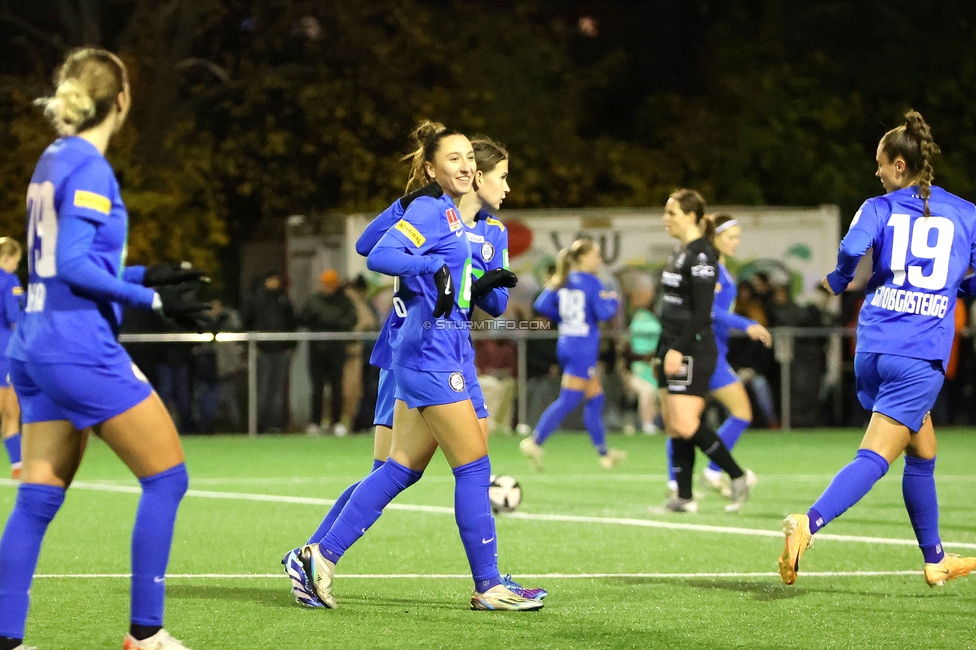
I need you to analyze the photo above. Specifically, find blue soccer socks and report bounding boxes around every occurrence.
[533,388,584,445]
[131,463,188,627]
[903,456,945,564]
[452,456,501,593]
[307,459,386,545]
[2,434,21,471]
[0,483,65,639]
[583,393,608,455]
[318,459,422,564]
[707,416,749,473]
[809,449,889,534]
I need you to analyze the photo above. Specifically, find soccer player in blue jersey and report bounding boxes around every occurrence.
[663,214,769,497]
[520,238,625,470]
[780,110,976,586]
[0,49,210,650]
[292,125,541,611]
[0,239,25,480]
[657,191,753,514]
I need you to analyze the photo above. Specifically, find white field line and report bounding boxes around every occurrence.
[33,571,920,580]
[3,479,976,551]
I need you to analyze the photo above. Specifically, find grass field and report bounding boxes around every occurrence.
[2,428,976,649]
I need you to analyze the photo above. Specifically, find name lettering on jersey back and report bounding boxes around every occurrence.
[394,219,426,247]
[25,282,45,313]
[870,285,949,319]
[73,190,111,215]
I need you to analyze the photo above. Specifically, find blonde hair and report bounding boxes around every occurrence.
[36,48,128,136]
[549,239,597,289]
[401,120,462,192]
[0,238,22,259]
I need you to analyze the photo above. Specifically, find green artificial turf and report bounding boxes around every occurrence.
[2,429,976,649]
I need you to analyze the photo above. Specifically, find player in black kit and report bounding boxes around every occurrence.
[656,189,755,513]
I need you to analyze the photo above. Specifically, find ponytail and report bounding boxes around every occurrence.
[880,109,941,217]
[401,120,462,192]
[548,238,596,289]
[704,212,736,245]
[36,48,127,136]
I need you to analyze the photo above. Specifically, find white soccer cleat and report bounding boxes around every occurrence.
[519,437,544,472]
[332,423,348,437]
[662,496,699,513]
[703,467,731,497]
[599,448,627,470]
[122,629,190,649]
[470,584,544,611]
[301,544,338,608]
[725,469,756,512]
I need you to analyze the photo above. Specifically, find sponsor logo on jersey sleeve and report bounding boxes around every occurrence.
[73,190,111,215]
[485,217,505,231]
[11,286,23,296]
[449,371,465,392]
[394,219,426,247]
[446,207,462,232]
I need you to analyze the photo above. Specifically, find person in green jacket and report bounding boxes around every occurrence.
[628,281,661,435]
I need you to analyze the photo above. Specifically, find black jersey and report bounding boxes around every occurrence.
[658,237,719,355]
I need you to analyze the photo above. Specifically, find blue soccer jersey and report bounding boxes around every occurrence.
[368,194,472,371]
[534,271,618,377]
[0,269,24,356]
[712,263,755,349]
[826,186,976,371]
[8,137,156,366]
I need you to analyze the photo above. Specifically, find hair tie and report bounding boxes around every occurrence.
[714,219,739,234]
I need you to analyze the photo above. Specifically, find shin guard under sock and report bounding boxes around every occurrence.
[452,456,501,592]
[691,424,743,479]
[583,393,608,455]
[533,388,584,445]
[308,459,386,545]
[903,456,944,564]
[808,449,889,534]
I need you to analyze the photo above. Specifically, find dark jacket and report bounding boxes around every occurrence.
[244,287,296,352]
[298,290,358,357]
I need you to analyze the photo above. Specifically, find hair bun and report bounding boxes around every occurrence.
[53,79,96,128]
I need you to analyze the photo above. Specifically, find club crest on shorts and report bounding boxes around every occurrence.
[481,242,495,262]
[446,207,462,232]
[449,371,465,392]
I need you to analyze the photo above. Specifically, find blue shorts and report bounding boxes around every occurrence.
[393,366,469,410]
[11,358,154,430]
[0,356,9,388]
[373,368,395,428]
[709,344,739,392]
[854,352,944,433]
[463,362,489,420]
[557,341,597,380]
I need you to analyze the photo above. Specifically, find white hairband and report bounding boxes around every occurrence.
[714,219,739,234]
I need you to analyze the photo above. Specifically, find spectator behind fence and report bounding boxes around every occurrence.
[343,275,379,434]
[626,283,661,435]
[193,300,245,433]
[728,280,779,427]
[475,336,517,436]
[244,271,295,433]
[298,269,357,435]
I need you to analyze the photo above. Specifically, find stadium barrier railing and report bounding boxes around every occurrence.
[118,327,856,436]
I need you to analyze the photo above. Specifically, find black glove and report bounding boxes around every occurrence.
[399,181,443,210]
[156,282,213,332]
[470,269,518,301]
[432,264,455,319]
[143,263,208,287]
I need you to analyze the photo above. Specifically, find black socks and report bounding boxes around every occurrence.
[690,425,744,479]
[671,437,696,499]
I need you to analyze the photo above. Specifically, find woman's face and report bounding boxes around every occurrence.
[875,145,908,193]
[426,134,475,199]
[663,198,694,239]
[475,159,510,211]
[713,224,742,258]
[0,253,20,274]
[577,244,602,273]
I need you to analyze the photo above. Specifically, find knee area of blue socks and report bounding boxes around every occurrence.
[855,449,889,476]
[15,483,65,521]
[138,463,189,499]
[384,458,423,488]
[557,388,584,409]
[584,393,604,411]
[452,455,491,478]
[904,455,935,476]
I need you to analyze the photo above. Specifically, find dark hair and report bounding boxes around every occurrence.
[669,188,712,239]
[549,238,597,289]
[37,48,128,136]
[705,212,736,245]
[880,110,941,216]
[402,120,463,192]
[470,136,508,176]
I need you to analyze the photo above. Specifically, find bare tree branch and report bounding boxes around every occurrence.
[175,57,232,86]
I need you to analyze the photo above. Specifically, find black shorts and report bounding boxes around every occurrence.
[655,339,718,398]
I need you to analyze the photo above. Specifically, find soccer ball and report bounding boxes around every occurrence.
[488,475,522,514]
